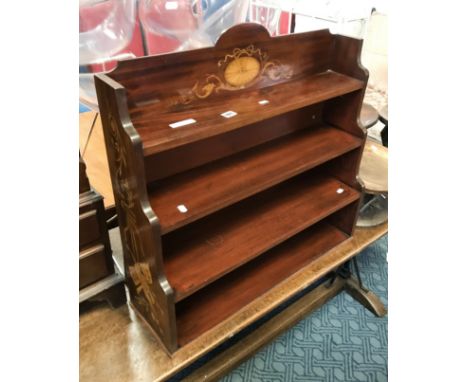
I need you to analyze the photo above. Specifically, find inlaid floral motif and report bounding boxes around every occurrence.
[107,113,163,330]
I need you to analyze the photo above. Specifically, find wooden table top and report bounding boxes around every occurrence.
[359,139,388,194]
[79,112,114,208]
[80,222,388,382]
[360,103,379,129]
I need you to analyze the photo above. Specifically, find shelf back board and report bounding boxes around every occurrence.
[108,24,335,106]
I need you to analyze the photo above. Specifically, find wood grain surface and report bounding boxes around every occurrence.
[80,223,387,382]
[149,125,362,234]
[133,72,364,155]
[175,222,348,346]
[94,76,178,352]
[93,24,369,352]
[163,175,360,302]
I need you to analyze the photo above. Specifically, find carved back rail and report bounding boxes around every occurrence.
[109,25,334,110]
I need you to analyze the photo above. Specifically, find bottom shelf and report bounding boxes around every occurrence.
[175,221,349,346]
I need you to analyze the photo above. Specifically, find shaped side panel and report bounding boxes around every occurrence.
[95,74,178,353]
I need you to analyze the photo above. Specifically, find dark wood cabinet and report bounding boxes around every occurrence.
[95,24,367,353]
[79,192,114,289]
[79,154,126,308]
[79,156,115,289]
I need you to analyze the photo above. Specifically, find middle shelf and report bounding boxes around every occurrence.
[148,124,362,234]
[162,173,360,302]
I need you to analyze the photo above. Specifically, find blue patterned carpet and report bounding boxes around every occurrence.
[221,235,388,382]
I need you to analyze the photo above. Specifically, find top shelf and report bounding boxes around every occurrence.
[130,71,364,155]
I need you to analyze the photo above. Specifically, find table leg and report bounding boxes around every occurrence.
[381,124,388,147]
[328,260,387,317]
[343,276,387,317]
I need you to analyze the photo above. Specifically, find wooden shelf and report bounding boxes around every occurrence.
[175,222,348,346]
[95,24,369,352]
[163,174,360,302]
[149,125,362,234]
[132,71,364,155]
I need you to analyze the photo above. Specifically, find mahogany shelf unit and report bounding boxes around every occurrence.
[95,24,368,353]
